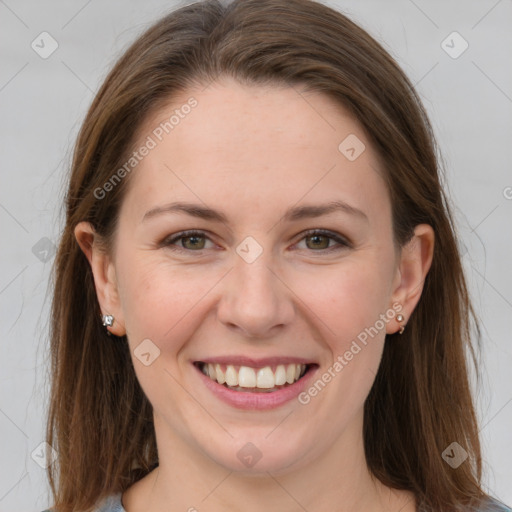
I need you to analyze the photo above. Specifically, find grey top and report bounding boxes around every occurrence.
[41,493,126,512]
[43,493,512,511]
[95,493,125,512]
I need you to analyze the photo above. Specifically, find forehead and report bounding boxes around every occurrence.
[121,77,390,225]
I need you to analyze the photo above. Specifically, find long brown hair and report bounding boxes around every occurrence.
[47,1,491,510]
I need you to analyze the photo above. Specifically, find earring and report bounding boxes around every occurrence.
[396,314,405,334]
[102,314,114,327]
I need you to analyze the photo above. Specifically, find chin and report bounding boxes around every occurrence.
[200,433,311,475]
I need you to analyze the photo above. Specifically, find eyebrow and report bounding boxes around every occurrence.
[142,200,368,224]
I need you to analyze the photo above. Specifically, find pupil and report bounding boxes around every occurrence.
[309,235,328,249]
[185,235,204,249]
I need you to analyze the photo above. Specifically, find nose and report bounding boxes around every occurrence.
[216,252,295,339]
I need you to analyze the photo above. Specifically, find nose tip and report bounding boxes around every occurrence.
[216,255,294,338]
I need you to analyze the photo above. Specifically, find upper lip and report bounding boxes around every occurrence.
[194,356,316,368]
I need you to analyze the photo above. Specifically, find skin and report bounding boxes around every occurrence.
[75,76,434,512]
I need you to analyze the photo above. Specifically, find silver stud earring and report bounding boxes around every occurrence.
[396,314,405,334]
[102,314,114,327]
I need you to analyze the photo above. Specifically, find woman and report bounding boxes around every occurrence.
[43,0,511,511]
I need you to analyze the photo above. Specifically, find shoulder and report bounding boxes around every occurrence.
[459,497,511,512]
[40,492,126,512]
[417,498,512,512]
[481,498,512,512]
[94,493,125,512]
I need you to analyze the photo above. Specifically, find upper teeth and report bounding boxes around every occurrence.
[201,363,306,388]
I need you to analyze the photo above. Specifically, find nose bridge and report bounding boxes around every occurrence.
[216,241,293,337]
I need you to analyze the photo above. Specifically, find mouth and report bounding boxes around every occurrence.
[193,361,316,393]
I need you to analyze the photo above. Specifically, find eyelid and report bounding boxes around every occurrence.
[160,228,351,253]
[296,228,351,250]
[160,229,217,251]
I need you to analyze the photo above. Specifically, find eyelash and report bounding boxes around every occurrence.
[160,229,351,254]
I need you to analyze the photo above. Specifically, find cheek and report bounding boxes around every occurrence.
[116,255,220,345]
[115,259,222,401]
[291,255,394,408]
[291,257,393,341]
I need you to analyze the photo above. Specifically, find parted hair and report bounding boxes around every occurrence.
[47,1,490,511]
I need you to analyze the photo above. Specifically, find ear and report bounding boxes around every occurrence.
[74,221,126,336]
[386,223,435,334]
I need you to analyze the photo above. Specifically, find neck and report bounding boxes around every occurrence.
[123,412,416,512]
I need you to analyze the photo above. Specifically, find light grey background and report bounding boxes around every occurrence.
[0,0,511,510]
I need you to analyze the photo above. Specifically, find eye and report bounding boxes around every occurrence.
[161,230,215,252]
[294,229,351,252]
[161,229,350,254]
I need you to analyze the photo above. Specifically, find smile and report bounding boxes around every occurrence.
[193,360,318,410]
[196,362,309,392]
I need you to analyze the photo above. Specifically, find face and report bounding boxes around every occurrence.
[87,76,415,475]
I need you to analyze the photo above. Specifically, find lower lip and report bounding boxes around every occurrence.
[194,363,318,410]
